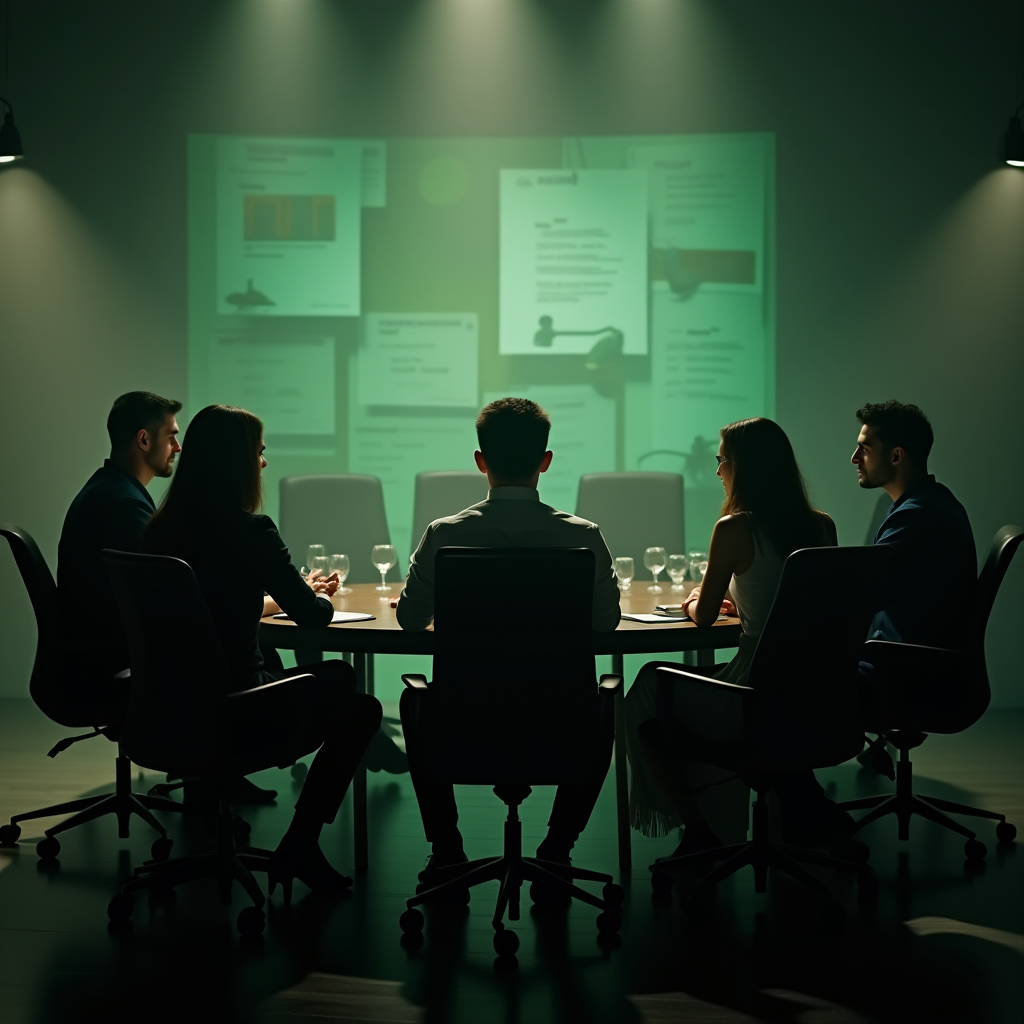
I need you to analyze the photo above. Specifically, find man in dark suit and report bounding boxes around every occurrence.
[58,391,181,698]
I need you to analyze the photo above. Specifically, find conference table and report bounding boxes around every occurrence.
[258,582,742,872]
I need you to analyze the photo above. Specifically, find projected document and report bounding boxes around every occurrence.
[216,136,361,317]
[630,137,766,293]
[208,333,335,436]
[359,314,478,409]
[499,170,648,355]
[650,287,768,478]
[360,141,387,208]
[483,384,615,513]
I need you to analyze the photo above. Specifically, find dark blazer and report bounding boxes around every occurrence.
[144,508,332,692]
[58,460,155,673]
[871,475,976,647]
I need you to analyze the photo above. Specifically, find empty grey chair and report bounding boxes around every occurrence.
[575,472,685,572]
[279,474,396,585]
[410,471,488,553]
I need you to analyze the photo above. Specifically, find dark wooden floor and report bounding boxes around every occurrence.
[0,698,1021,1024]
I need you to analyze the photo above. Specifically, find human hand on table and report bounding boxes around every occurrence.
[305,569,340,597]
[683,587,736,617]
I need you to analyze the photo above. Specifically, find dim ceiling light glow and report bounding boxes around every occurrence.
[0,97,24,163]
[1005,102,1024,167]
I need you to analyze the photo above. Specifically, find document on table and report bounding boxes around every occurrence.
[216,135,362,316]
[272,611,375,623]
[358,314,478,408]
[499,169,648,355]
[207,332,335,436]
[620,612,728,623]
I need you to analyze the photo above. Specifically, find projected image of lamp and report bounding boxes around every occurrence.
[0,97,25,163]
[532,315,623,355]
[1005,102,1024,167]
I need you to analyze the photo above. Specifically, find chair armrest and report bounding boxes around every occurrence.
[402,674,429,690]
[223,673,318,771]
[598,674,622,692]
[655,665,754,694]
[224,673,316,702]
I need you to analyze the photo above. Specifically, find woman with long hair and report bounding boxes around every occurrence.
[625,417,836,852]
[145,405,382,894]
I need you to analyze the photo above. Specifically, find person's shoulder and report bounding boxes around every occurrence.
[549,507,602,531]
[714,513,750,535]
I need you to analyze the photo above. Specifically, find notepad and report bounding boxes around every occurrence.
[272,611,376,624]
[620,612,687,623]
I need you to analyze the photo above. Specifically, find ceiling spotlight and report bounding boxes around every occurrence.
[0,97,25,163]
[1005,102,1024,167]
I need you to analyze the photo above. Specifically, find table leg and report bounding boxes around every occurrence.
[352,652,369,871]
[696,648,715,669]
[612,652,631,872]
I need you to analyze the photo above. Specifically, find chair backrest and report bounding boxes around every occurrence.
[0,523,64,716]
[746,545,893,765]
[279,474,395,584]
[426,546,602,785]
[101,549,231,774]
[410,471,488,553]
[575,472,685,570]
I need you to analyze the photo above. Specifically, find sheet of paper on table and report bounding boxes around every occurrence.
[272,611,376,623]
[620,612,729,623]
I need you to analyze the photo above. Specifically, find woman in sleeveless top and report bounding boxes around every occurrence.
[625,417,836,850]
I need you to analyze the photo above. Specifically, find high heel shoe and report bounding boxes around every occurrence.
[268,840,353,900]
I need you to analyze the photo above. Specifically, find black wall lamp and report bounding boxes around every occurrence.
[1005,102,1024,167]
[0,96,24,162]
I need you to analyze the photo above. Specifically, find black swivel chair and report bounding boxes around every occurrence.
[102,549,320,936]
[643,545,892,919]
[397,547,624,958]
[0,524,179,859]
[839,524,1022,858]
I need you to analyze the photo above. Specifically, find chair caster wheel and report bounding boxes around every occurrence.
[399,908,424,935]
[107,892,135,922]
[0,823,21,846]
[596,911,622,935]
[151,836,173,861]
[237,906,266,936]
[36,836,60,860]
[602,883,625,907]
[964,838,987,861]
[996,821,1016,844]
[290,762,308,780]
[651,870,672,894]
[857,872,879,905]
[493,927,519,957]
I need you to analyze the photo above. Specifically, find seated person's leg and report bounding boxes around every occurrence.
[399,686,464,867]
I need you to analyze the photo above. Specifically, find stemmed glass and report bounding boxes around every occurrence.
[302,543,326,576]
[698,559,709,581]
[667,554,688,592]
[687,550,707,581]
[613,556,634,592]
[329,553,351,594]
[644,546,667,593]
[371,544,397,592]
[310,555,330,582]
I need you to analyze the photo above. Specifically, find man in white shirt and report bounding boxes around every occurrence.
[397,397,620,887]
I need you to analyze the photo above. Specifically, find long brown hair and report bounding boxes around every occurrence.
[147,406,263,536]
[719,417,828,557]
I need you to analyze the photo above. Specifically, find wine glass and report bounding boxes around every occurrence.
[303,543,326,576]
[698,559,709,581]
[329,553,351,594]
[613,556,634,592]
[310,555,330,584]
[687,550,707,581]
[667,554,688,591]
[643,546,667,593]
[371,544,397,592]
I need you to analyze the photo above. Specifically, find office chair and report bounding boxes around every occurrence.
[839,524,1022,858]
[644,545,892,920]
[0,524,179,860]
[575,472,685,571]
[102,549,320,936]
[397,546,624,958]
[410,471,487,554]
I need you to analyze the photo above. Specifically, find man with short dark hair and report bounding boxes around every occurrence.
[58,391,182,696]
[397,397,620,888]
[852,400,976,647]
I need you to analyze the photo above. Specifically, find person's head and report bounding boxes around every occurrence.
[106,392,182,483]
[474,397,553,486]
[151,406,265,527]
[852,400,933,491]
[718,417,822,556]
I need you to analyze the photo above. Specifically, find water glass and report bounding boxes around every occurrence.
[328,553,351,594]
[371,544,397,592]
[303,543,326,575]
[667,554,688,591]
[643,546,667,593]
[310,555,330,582]
[613,556,635,592]
[698,559,709,581]
[687,550,707,580]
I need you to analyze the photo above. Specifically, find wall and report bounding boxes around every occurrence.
[2,0,1022,704]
